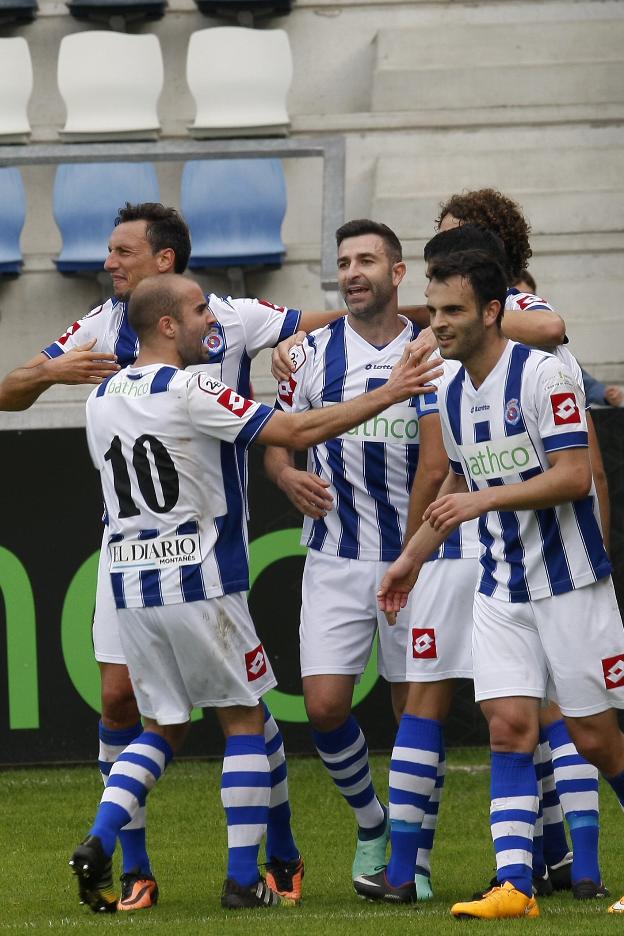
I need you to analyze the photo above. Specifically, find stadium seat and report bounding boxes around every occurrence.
[181,158,286,289]
[66,0,165,26]
[0,0,37,25]
[0,38,33,143]
[187,28,292,138]
[58,32,163,141]
[0,168,26,275]
[192,0,290,26]
[53,163,160,272]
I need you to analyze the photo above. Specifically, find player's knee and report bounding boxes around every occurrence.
[486,710,537,753]
[100,667,140,728]
[305,695,351,732]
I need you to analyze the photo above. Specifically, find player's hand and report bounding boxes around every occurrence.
[424,491,484,536]
[605,385,624,407]
[277,466,334,518]
[44,339,119,385]
[271,332,307,382]
[377,553,421,624]
[385,342,443,403]
[408,326,438,358]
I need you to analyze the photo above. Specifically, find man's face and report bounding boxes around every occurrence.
[426,274,486,363]
[337,234,403,320]
[104,220,164,300]
[174,280,217,368]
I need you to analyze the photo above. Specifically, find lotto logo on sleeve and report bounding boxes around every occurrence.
[245,644,268,681]
[412,628,437,659]
[602,654,624,689]
[57,321,82,345]
[218,388,254,417]
[550,392,581,425]
[278,375,297,407]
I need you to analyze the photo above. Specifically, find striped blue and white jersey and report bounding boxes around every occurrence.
[275,315,428,561]
[437,341,611,602]
[45,294,301,593]
[86,365,275,609]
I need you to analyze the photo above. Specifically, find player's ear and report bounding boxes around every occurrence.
[159,315,176,338]
[392,260,407,288]
[157,247,175,273]
[484,299,502,328]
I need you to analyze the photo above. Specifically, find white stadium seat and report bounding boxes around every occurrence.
[58,31,163,141]
[0,38,33,143]
[187,27,292,138]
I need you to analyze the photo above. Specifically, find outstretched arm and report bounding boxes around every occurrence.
[0,341,119,411]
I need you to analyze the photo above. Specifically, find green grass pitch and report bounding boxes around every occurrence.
[1,747,622,934]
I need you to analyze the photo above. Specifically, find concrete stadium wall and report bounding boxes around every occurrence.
[0,0,622,428]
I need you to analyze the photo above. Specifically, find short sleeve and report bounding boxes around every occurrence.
[535,357,588,454]
[274,338,313,414]
[187,372,274,447]
[228,297,302,358]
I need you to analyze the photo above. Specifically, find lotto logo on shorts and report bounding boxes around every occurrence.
[278,375,297,407]
[550,392,580,425]
[245,644,267,681]
[412,628,437,659]
[218,388,254,417]
[602,654,624,689]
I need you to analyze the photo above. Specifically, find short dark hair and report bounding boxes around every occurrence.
[127,274,184,340]
[116,203,191,274]
[427,250,507,324]
[336,219,403,264]
[424,224,510,280]
[516,269,537,293]
[435,189,531,284]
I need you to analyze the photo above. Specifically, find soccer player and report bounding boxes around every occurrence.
[436,192,608,899]
[377,249,624,920]
[3,201,346,911]
[72,272,442,912]
[263,220,448,886]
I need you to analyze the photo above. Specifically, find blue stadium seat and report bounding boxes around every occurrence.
[181,159,286,271]
[192,0,290,25]
[53,163,160,273]
[66,0,165,26]
[0,0,37,25]
[0,168,26,275]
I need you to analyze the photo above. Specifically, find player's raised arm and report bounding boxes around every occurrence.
[259,344,442,450]
[0,341,119,411]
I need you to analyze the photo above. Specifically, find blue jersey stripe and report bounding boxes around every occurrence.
[278,308,301,343]
[572,498,612,581]
[42,343,64,359]
[308,448,329,551]
[534,507,573,595]
[446,368,465,446]
[362,441,402,560]
[324,437,359,557]
[151,366,178,394]
[114,300,139,366]
[236,405,274,446]
[543,431,588,452]
[322,319,347,403]
[214,442,251,594]
[138,529,164,607]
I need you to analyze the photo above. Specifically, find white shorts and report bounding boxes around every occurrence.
[118,592,277,724]
[93,536,125,664]
[405,557,478,682]
[472,576,624,717]
[300,550,410,683]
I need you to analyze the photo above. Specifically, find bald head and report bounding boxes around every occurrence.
[128,274,191,341]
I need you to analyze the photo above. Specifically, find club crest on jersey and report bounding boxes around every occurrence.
[197,373,226,396]
[412,628,437,659]
[504,398,521,426]
[602,654,624,689]
[289,343,306,373]
[550,391,580,425]
[218,388,254,417]
[245,643,268,681]
[278,374,297,407]
[204,324,225,355]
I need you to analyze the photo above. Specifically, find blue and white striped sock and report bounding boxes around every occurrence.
[91,731,173,858]
[415,748,446,882]
[222,734,270,888]
[98,720,151,875]
[538,733,570,867]
[386,715,442,887]
[545,719,600,885]
[313,716,385,833]
[532,744,546,879]
[490,751,538,898]
[263,703,299,863]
